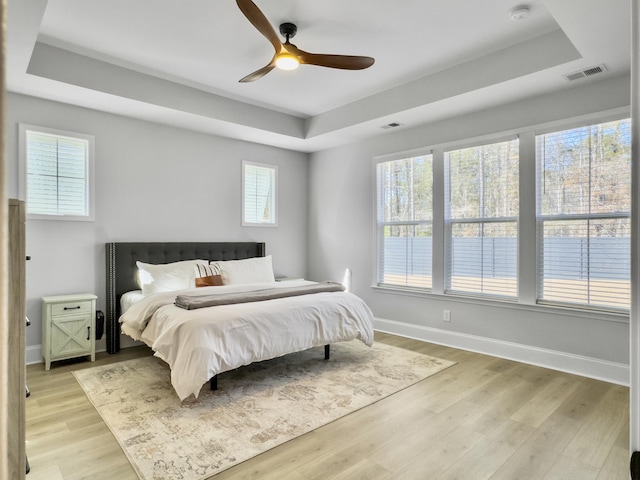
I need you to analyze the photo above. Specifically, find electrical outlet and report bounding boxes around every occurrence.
[443,310,451,322]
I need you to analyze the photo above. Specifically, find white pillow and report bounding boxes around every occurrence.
[136,259,208,294]
[212,256,275,285]
[120,290,145,314]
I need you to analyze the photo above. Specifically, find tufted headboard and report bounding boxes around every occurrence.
[105,242,266,353]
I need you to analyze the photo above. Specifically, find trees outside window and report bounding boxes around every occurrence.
[375,117,631,312]
[376,155,433,289]
[537,119,631,310]
[445,139,519,298]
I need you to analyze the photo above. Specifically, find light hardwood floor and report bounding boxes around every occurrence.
[25,332,630,480]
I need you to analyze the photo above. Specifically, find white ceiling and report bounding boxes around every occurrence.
[6,0,631,152]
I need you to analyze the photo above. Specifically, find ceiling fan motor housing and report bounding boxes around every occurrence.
[279,22,297,39]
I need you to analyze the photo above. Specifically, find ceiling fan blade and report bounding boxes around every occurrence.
[239,62,276,83]
[303,53,374,70]
[286,45,374,70]
[236,0,282,53]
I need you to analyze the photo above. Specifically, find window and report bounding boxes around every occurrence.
[376,155,433,289]
[19,124,94,221]
[374,115,631,314]
[242,161,277,226]
[536,119,631,311]
[445,139,519,298]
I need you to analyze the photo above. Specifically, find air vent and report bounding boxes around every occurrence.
[563,64,607,82]
[381,122,403,129]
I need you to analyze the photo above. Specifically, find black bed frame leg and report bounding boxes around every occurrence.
[324,344,330,360]
[631,451,640,479]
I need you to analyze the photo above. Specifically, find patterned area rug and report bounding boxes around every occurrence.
[73,341,455,480]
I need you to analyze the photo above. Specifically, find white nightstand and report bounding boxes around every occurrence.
[42,293,97,370]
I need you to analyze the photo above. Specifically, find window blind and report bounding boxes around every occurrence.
[376,155,433,289]
[536,119,631,310]
[243,162,276,225]
[26,131,89,217]
[445,139,519,298]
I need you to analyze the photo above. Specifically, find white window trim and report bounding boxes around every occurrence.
[443,137,520,300]
[534,119,631,313]
[242,160,278,227]
[374,150,434,291]
[372,107,631,316]
[18,124,95,222]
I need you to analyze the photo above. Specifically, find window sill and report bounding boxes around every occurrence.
[27,214,95,222]
[370,284,629,324]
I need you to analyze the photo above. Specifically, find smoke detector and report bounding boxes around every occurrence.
[510,6,530,21]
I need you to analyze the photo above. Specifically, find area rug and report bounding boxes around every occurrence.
[73,340,455,480]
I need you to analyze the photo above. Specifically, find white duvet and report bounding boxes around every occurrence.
[119,280,374,400]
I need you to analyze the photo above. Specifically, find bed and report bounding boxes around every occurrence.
[105,242,374,400]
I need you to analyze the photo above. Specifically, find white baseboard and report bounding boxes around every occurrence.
[27,322,628,386]
[374,317,629,386]
[26,345,42,365]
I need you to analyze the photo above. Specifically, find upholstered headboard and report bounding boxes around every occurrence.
[105,242,266,353]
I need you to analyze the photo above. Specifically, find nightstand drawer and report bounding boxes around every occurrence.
[51,300,93,316]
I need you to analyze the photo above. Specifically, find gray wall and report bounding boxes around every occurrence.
[6,93,309,355]
[8,74,633,374]
[308,75,631,367]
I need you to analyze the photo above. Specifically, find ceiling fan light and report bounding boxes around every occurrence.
[275,54,299,71]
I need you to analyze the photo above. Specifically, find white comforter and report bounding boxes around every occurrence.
[119,280,374,400]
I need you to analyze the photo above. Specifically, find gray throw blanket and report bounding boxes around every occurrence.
[174,281,346,310]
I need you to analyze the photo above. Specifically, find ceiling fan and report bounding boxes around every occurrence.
[236,0,375,83]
